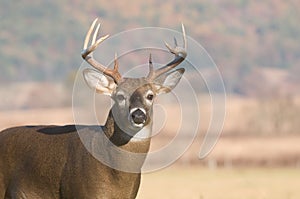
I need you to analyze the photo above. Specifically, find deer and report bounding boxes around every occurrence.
[0,18,187,199]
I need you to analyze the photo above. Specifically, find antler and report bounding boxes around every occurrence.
[147,24,187,80]
[81,18,122,84]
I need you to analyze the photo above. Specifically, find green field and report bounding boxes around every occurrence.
[138,166,300,199]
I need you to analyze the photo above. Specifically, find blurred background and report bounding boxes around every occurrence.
[0,0,299,198]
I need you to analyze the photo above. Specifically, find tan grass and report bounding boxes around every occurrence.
[138,166,300,199]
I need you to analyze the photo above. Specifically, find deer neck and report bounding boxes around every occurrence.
[103,110,152,154]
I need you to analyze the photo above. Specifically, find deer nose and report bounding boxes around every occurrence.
[130,108,147,125]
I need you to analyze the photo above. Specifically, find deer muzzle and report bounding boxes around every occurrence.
[130,108,147,127]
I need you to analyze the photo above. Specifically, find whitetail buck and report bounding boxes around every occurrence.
[0,19,187,199]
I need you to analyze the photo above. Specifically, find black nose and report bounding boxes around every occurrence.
[131,109,147,125]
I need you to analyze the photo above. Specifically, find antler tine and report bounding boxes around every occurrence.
[83,18,98,51]
[182,23,187,50]
[81,19,122,83]
[148,24,187,80]
[114,53,119,71]
[147,53,154,79]
[92,22,100,45]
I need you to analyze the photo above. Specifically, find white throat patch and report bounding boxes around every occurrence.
[130,125,152,142]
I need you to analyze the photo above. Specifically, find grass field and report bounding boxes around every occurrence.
[137,166,300,199]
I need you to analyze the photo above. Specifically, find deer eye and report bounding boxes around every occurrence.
[116,94,125,101]
[146,94,154,101]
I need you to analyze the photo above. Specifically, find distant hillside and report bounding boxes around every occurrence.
[0,0,299,95]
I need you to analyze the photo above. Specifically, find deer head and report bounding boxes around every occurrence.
[81,19,187,139]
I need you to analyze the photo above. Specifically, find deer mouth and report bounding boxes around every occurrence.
[129,108,147,128]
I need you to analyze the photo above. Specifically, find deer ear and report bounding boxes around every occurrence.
[154,68,185,95]
[83,68,117,96]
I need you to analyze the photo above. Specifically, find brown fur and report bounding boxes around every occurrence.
[0,111,150,199]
